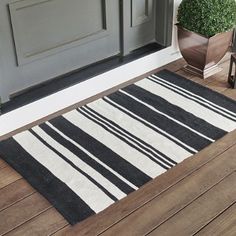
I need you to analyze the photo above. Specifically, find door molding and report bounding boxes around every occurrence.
[155,0,174,47]
[121,0,174,55]
[131,0,153,27]
[233,29,236,52]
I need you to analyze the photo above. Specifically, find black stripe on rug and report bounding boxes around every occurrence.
[82,105,177,166]
[0,138,95,225]
[78,107,171,169]
[156,70,236,115]
[103,96,197,154]
[148,76,236,122]
[39,122,135,195]
[105,91,211,152]
[48,116,152,188]
[122,84,227,140]
[29,129,119,202]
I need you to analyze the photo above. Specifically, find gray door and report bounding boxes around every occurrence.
[0,0,174,103]
[0,0,120,102]
[122,0,156,55]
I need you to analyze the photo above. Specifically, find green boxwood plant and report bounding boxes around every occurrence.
[177,0,236,37]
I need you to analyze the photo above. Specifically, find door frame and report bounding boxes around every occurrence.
[233,29,236,52]
[120,0,174,55]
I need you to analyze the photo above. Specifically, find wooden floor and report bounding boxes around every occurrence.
[0,53,236,236]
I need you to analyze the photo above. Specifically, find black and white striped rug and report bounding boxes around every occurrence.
[1,70,236,225]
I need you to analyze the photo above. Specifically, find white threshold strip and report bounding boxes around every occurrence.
[0,48,182,138]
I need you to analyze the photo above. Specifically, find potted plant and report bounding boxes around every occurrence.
[176,0,236,79]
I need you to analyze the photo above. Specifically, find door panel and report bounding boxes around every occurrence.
[0,0,120,102]
[122,0,156,55]
[9,0,110,65]
[131,0,153,27]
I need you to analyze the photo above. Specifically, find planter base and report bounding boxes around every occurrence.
[176,25,233,79]
[183,64,222,79]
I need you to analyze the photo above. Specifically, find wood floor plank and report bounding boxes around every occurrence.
[0,179,35,212]
[52,226,71,236]
[205,61,231,93]
[175,69,210,86]
[0,166,21,189]
[223,89,236,100]
[0,159,7,169]
[157,58,186,73]
[206,81,229,93]
[195,203,236,236]
[147,171,236,236]
[57,130,236,236]
[100,145,236,236]
[206,81,230,93]
[0,193,51,235]
[4,208,68,236]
